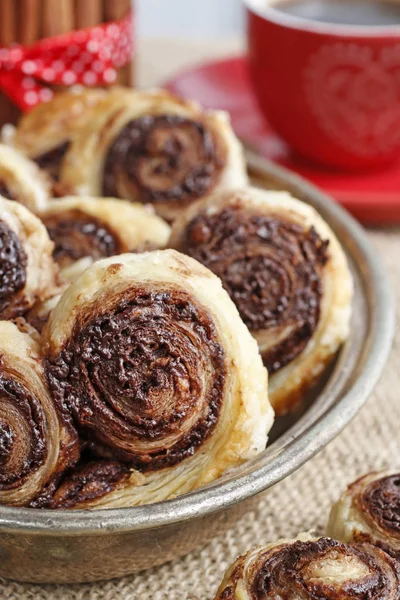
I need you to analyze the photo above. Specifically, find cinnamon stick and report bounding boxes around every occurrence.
[18,0,41,45]
[0,96,20,128]
[103,0,131,21]
[0,0,16,46]
[75,0,102,29]
[103,0,133,86]
[42,0,74,36]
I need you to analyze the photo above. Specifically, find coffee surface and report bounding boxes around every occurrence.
[271,0,400,26]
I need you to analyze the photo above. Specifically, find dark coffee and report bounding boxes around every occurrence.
[272,0,400,26]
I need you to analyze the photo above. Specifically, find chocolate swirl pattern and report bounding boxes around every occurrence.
[13,89,106,183]
[214,535,400,599]
[43,460,133,510]
[0,321,78,507]
[328,471,400,560]
[0,144,50,213]
[41,196,170,282]
[170,188,353,415]
[59,89,248,221]
[0,198,59,320]
[43,250,272,508]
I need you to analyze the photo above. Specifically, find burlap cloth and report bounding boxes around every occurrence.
[1,41,399,599]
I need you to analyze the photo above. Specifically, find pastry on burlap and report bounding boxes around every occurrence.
[214,534,400,599]
[328,470,400,560]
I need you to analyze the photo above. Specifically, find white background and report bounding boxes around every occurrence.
[137,0,244,37]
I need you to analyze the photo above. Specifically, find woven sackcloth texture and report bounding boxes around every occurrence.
[1,41,399,600]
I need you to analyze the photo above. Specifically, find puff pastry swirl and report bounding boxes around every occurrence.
[214,535,400,599]
[328,471,400,561]
[0,321,78,507]
[0,198,58,319]
[44,460,132,509]
[40,196,171,282]
[13,89,106,183]
[58,89,248,221]
[43,250,272,508]
[170,187,353,414]
[0,143,50,213]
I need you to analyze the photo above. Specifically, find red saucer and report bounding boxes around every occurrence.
[165,56,400,224]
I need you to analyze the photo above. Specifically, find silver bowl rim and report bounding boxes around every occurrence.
[0,156,394,535]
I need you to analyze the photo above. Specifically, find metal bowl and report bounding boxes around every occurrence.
[0,153,394,583]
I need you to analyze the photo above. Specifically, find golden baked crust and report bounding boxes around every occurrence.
[58,88,248,221]
[40,196,171,281]
[0,198,59,319]
[42,460,133,510]
[0,321,78,506]
[42,249,273,508]
[13,89,107,162]
[170,187,353,415]
[0,143,50,213]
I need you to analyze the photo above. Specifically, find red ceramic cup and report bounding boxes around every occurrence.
[245,0,400,170]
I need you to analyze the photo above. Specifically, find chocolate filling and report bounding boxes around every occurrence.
[0,374,46,489]
[183,208,329,374]
[45,288,226,469]
[361,476,400,536]
[44,460,129,509]
[102,115,226,206]
[43,209,121,268]
[35,141,70,181]
[0,220,27,317]
[250,538,400,599]
[0,181,14,200]
[25,308,51,335]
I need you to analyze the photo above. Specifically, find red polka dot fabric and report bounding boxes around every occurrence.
[0,13,134,111]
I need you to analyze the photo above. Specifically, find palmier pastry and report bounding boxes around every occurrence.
[0,198,58,319]
[328,471,400,560]
[43,250,273,508]
[170,187,353,414]
[40,196,171,282]
[41,460,134,510]
[214,534,400,599]
[13,89,106,182]
[0,143,50,212]
[58,89,248,221]
[0,321,78,507]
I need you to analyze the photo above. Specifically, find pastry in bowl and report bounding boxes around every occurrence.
[13,88,107,182]
[170,187,353,414]
[0,143,50,213]
[0,321,78,507]
[40,196,170,282]
[42,250,273,508]
[0,197,58,319]
[56,89,248,221]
